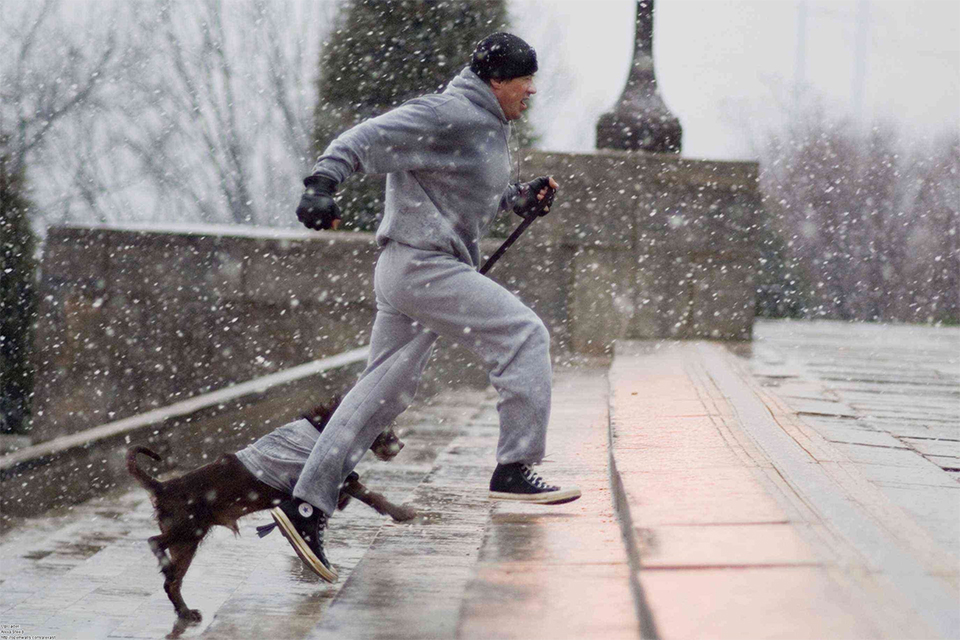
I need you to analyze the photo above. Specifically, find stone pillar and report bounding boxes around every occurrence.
[596,0,682,153]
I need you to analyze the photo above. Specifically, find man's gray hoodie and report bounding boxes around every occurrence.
[311,67,520,268]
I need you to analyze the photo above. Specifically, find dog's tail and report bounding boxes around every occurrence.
[127,446,164,494]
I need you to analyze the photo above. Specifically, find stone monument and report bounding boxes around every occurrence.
[596,0,682,153]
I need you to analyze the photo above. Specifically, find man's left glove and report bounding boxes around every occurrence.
[513,176,556,218]
[296,175,341,230]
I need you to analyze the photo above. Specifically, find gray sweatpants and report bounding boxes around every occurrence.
[238,240,551,515]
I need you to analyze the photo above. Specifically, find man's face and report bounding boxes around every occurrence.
[491,75,536,121]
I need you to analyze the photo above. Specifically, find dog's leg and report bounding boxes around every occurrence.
[341,474,416,521]
[164,539,203,622]
[148,530,203,621]
[148,534,172,571]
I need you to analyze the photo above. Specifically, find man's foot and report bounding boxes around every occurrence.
[488,462,581,505]
[270,499,338,582]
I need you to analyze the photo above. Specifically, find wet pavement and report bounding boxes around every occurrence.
[750,320,960,555]
[1,320,957,639]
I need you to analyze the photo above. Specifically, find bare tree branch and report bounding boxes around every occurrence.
[18,34,116,163]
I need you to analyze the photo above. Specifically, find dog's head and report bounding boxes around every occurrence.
[370,428,404,461]
[302,396,404,461]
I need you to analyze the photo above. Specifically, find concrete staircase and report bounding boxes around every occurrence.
[2,323,958,639]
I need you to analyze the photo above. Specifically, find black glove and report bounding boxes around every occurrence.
[296,175,341,230]
[513,176,556,219]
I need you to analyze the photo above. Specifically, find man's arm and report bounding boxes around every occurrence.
[310,99,446,185]
[296,99,448,231]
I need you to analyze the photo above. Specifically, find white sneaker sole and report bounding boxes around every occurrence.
[488,487,582,505]
[270,507,338,583]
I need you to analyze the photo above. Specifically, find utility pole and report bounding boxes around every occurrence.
[853,0,870,127]
[794,0,807,116]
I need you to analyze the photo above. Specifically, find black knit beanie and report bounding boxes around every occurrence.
[470,33,538,81]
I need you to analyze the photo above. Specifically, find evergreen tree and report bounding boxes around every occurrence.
[0,135,37,434]
[313,0,532,233]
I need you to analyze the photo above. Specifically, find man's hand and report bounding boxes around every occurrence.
[297,175,342,230]
[513,176,558,218]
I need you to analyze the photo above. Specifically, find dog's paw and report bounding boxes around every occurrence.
[178,608,202,623]
[391,505,418,522]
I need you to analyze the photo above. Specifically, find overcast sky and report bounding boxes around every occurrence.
[513,0,960,159]
[10,0,958,168]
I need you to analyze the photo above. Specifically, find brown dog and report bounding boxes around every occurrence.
[127,400,414,621]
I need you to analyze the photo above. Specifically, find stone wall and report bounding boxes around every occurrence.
[520,150,762,350]
[30,149,762,442]
[2,354,366,519]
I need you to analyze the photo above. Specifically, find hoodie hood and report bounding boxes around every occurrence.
[444,67,508,124]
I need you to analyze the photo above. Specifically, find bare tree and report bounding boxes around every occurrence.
[757,97,959,324]
[0,0,126,224]
[901,133,960,322]
[1,1,114,172]
[1,0,335,229]
[116,0,335,226]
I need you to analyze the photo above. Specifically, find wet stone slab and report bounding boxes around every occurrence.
[305,400,498,639]
[639,566,884,640]
[608,341,887,639]
[458,367,638,640]
[753,320,959,473]
[746,321,960,636]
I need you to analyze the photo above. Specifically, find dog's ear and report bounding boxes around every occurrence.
[303,396,342,430]
[319,395,342,421]
[327,395,343,414]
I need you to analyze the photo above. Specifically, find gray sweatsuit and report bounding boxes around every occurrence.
[237,68,551,516]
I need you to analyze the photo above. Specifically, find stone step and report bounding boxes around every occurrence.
[4,321,956,639]
[608,339,958,640]
[301,364,637,640]
[457,366,637,640]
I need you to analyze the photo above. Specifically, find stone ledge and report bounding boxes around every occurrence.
[1,348,369,519]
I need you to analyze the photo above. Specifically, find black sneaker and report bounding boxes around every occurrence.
[488,463,582,505]
[270,499,338,582]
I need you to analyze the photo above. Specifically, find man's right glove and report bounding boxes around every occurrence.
[512,176,556,219]
[296,175,341,230]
